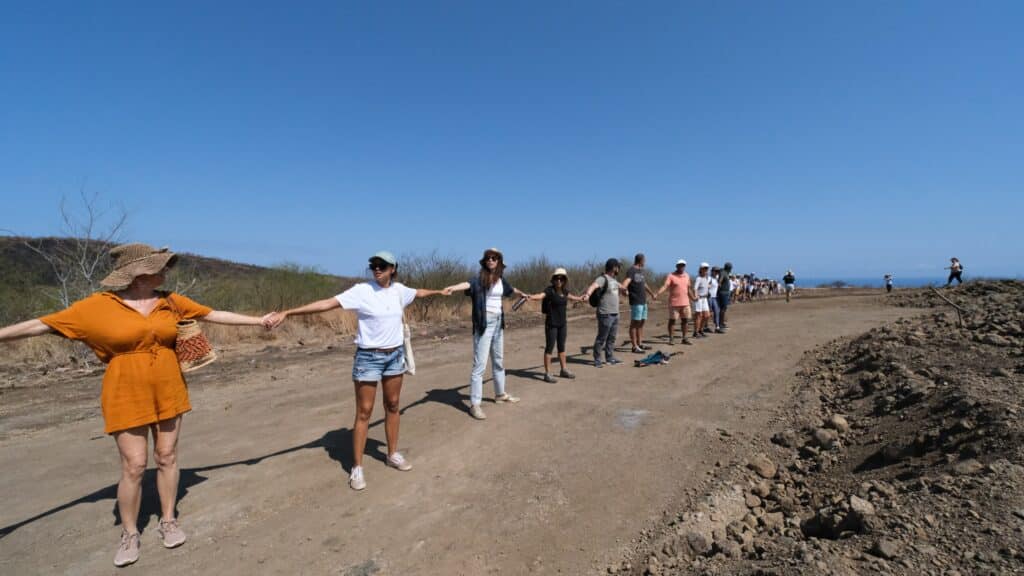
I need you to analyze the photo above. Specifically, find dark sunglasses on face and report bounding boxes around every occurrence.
[553,276,566,282]
[369,262,392,272]
[485,256,500,262]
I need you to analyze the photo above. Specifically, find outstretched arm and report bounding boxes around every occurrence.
[525,291,547,301]
[581,281,602,300]
[202,310,272,327]
[414,288,446,298]
[0,319,53,343]
[444,281,470,295]
[265,297,341,328]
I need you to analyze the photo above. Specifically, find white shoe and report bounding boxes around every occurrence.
[469,404,487,420]
[349,466,366,491]
[387,452,413,471]
[495,393,520,404]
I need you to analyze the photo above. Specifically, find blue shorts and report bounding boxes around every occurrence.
[352,347,406,382]
[630,304,648,321]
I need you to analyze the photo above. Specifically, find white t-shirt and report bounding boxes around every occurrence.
[694,276,711,298]
[709,277,719,298]
[336,282,417,348]
[486,279,504,314]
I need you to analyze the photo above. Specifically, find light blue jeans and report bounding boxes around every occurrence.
[470,313,506,406]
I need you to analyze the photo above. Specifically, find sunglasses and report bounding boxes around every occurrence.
[369,262,393,272]
[485,256,500,262]
[553,276,566,282]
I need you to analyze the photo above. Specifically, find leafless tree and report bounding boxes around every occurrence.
[21,189,128,308]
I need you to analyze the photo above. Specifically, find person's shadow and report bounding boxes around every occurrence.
[1,425,390,539]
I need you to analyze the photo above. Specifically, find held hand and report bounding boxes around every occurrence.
[264,311,287,329]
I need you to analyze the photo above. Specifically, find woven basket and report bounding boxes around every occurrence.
[175,319,217,372]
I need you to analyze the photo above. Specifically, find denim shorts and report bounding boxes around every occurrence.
[630,304,648,321]
[352,347,406,382]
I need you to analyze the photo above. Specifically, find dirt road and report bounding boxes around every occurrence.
[0,293,911,575]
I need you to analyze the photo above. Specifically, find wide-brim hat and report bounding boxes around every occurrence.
[100,243,178,289]
[551,267,568,280]
[480,247,504,265]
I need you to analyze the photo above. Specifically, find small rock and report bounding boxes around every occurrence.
[870,538,902,560]
[748,455,777,479]
[745,494,763,509]
[825,414,851,434]
[953,459,984,476]
[849,495,876,517]
[752,481,772,498]
[813,428,839,450]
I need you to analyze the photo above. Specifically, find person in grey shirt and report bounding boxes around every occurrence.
[582,258,627,367]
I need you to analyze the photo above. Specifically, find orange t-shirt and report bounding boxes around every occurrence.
[40,292,212,434]
[665,273,691,307]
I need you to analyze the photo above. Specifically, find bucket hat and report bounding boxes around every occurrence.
[100,243,178,290]
[551,267,568,280]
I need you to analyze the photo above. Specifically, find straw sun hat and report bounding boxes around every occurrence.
[551,267,568,280]
[100,243,178,290]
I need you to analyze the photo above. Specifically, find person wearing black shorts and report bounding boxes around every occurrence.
[526,268,584,382]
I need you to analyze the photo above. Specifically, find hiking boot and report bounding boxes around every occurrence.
[495,393,520,404]
[543,373,557,383]
[469,404,487,420]
[157,518,187,549]
[349,466,366,490]
[593,360,603,368]
[387,452,413,471]
[559,369,576,379]
[114,531,140,567]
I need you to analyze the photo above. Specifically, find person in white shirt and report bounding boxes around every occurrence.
[266,251,447,491]
[692,263,713,338]
[708,266,721,332]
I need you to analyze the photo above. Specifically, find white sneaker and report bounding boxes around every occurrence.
[387,452,413,471]
[469,404,487,420]
[495,393,520,404]
[349,466,366,491]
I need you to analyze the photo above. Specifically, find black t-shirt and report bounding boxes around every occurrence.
[543,286,569,327]
[626,266,647,305]
[783,274,795,284]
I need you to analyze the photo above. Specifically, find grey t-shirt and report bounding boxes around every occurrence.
[595,274,620,315]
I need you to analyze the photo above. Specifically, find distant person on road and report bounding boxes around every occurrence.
[0,243,272,567]
[709,266,721,332]
[621,253,658,353]
[656,259,696,346]
[884,274,894,293]
[692,263,713,338]
[945,257,964,286]
[783,269,796,302]
[525,268,585,382]
[582,258,627,367]
[267,251,448,491]
[716,262,733,332]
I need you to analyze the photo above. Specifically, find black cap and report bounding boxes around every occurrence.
[605,258,620,272]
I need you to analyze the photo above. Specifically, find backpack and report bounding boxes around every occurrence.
[541,291,551,315]
[589,276,609,308]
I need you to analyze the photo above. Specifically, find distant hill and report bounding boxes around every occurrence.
[0,236,360,322]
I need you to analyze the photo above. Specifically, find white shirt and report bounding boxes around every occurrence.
[336,282,417,348]
[694,276,711,298]
[709,277,719,298]
[486,279,504,314]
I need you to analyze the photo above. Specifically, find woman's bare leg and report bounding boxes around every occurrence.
[113,427,150,534]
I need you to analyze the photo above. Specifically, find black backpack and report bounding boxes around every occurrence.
[541,292,551,315]
[589,277,609,308]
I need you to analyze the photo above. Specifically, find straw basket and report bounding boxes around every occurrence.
[175,319,217,372]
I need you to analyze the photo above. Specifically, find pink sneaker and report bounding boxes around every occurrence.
[113,531,140,567]
[158,518,187,549]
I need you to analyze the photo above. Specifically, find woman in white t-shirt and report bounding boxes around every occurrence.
[266,251,447,491]
[692,263,712,338]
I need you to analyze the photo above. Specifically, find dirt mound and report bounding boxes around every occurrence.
[613,281,1024,575]
[888,279,1024,309]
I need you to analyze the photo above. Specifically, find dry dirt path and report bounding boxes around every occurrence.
[0,294,912,575]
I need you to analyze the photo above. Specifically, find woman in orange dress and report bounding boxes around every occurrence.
[0,243,271,567]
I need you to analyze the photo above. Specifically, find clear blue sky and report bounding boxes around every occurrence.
[2,1,1021,279]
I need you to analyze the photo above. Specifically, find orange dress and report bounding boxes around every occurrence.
[40,292,212,434]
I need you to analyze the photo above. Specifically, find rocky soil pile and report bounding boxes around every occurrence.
[612,281,1024,575]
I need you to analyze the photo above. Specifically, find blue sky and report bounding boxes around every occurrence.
[2,1,1021,279]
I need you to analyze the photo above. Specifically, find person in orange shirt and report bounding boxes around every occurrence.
[0,243,271,568]
[655,259,697,345]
